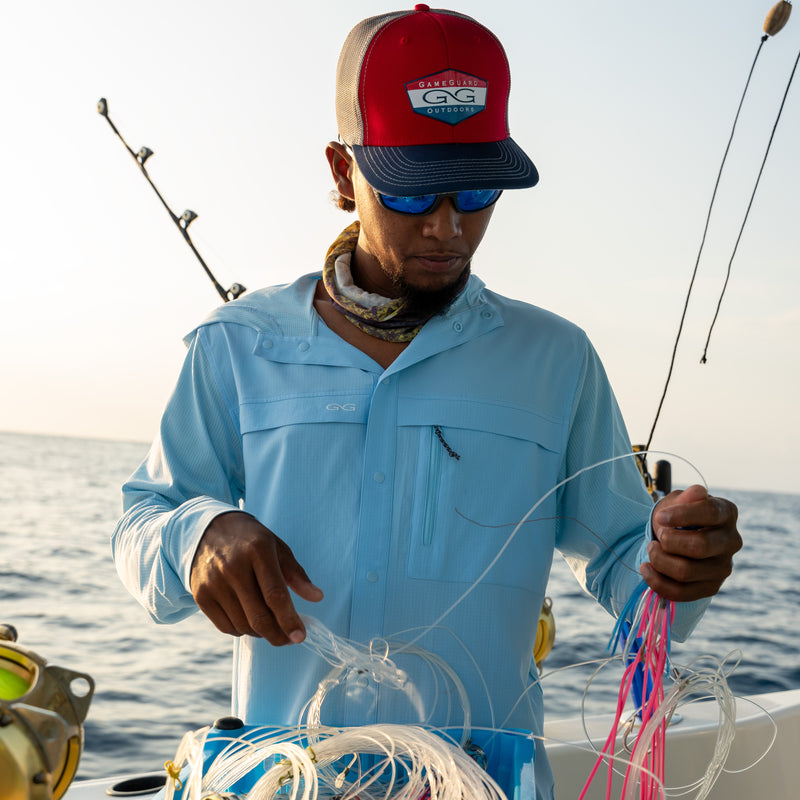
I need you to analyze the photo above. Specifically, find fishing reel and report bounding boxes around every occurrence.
[633,446,672,502]
[0,624,94,800]
[534,597,556,673]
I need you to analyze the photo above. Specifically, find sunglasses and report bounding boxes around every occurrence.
[376,188,503,216]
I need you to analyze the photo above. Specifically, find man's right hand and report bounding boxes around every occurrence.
[189,511,324,645]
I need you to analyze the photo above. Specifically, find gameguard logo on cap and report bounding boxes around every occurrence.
[405,69,487,125]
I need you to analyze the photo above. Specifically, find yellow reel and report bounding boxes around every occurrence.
[0,624,94,800]
[533,597,556,672]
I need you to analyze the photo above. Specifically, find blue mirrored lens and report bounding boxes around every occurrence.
[380,194,438,214]
[378,189,502,215]
[456,189,502,212]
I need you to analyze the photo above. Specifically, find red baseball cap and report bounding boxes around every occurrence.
[336,4,538,195]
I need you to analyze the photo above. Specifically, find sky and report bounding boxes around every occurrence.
[0,0,798,494]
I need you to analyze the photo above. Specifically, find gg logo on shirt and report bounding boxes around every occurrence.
[326,403,357,412]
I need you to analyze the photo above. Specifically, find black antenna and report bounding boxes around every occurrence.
[97,97,246,303]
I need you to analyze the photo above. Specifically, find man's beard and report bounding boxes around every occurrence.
[389,262,471,319]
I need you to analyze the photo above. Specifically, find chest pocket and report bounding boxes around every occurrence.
[240,393,371,431]
[239,392,371,512]
[401,399,563,591]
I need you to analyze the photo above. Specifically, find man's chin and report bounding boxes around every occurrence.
[396,265,471,319]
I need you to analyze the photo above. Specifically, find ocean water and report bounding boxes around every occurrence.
[1,430,798,781]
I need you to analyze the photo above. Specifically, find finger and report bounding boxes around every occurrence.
[639,561,722,602]
[191,545,263,637]
[653,485,708,519]
[251,546,307,644]
[275,539,324,603]
[654,494,734,531]
[646,541,733,585]
[195,593,256,638]
[659,527,742,562]
[214,563,295,645]
[652,527,718,559]
[240,600,292,645]
[669,484,709,505]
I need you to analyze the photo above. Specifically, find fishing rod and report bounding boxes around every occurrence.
[97,97,246,304]
[643,0,796,463]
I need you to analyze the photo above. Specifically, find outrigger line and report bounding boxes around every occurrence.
[645,1,796,458]
[96,97,246,304]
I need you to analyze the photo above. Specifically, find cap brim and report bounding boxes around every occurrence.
[350,139,538,195]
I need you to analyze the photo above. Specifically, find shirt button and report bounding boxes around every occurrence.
[453,321,463,333]
[262,339,273,350]
[481,310,493,319]
[366,571,379,583]
[298,341,310,352]
[373,472,385,483]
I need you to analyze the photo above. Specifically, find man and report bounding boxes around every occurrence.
[112,6,741,798]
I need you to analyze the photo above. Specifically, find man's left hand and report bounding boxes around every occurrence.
[639,484,742,602]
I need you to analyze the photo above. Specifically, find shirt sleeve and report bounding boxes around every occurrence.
[554,339,710,641]
[111,325,246,623]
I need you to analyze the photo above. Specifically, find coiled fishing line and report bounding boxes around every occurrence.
[297,618,476,744]
[490,577,766,799]
[174,723,508,800]
[202,727,310,793]
[163,725,208,800]
[244,725,507,800]
[299,614,409,691]
[575,587,759,800]
[534,642,776,800]
[379,623,497,732]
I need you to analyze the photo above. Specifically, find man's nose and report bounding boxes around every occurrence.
[421,197,462,240]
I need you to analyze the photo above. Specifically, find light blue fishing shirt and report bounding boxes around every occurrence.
[112,273,708,799]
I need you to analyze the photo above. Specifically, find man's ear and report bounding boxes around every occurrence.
[325,142,355,200]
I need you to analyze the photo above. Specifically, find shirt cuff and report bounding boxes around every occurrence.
[164,496,242,591]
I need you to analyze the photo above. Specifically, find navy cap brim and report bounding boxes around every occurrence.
[351,139,539,196]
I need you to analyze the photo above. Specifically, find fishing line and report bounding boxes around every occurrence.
[577,586,675,800]
[372,623,498,732]
[718,696,778,775]
[454,512,644,578]
[390,449,707,659]
[201,727,306,791]
[644,0,794,455]
[574,597,761,800]
[520,641,776,798]
[298,619,477,743]
[299,614,409,691]
[488,654,621,750]
[644,33,767,454]
[288,451,688,720]
[177,722,510,800]
[163,725,208,800]
[700,35,800,362]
